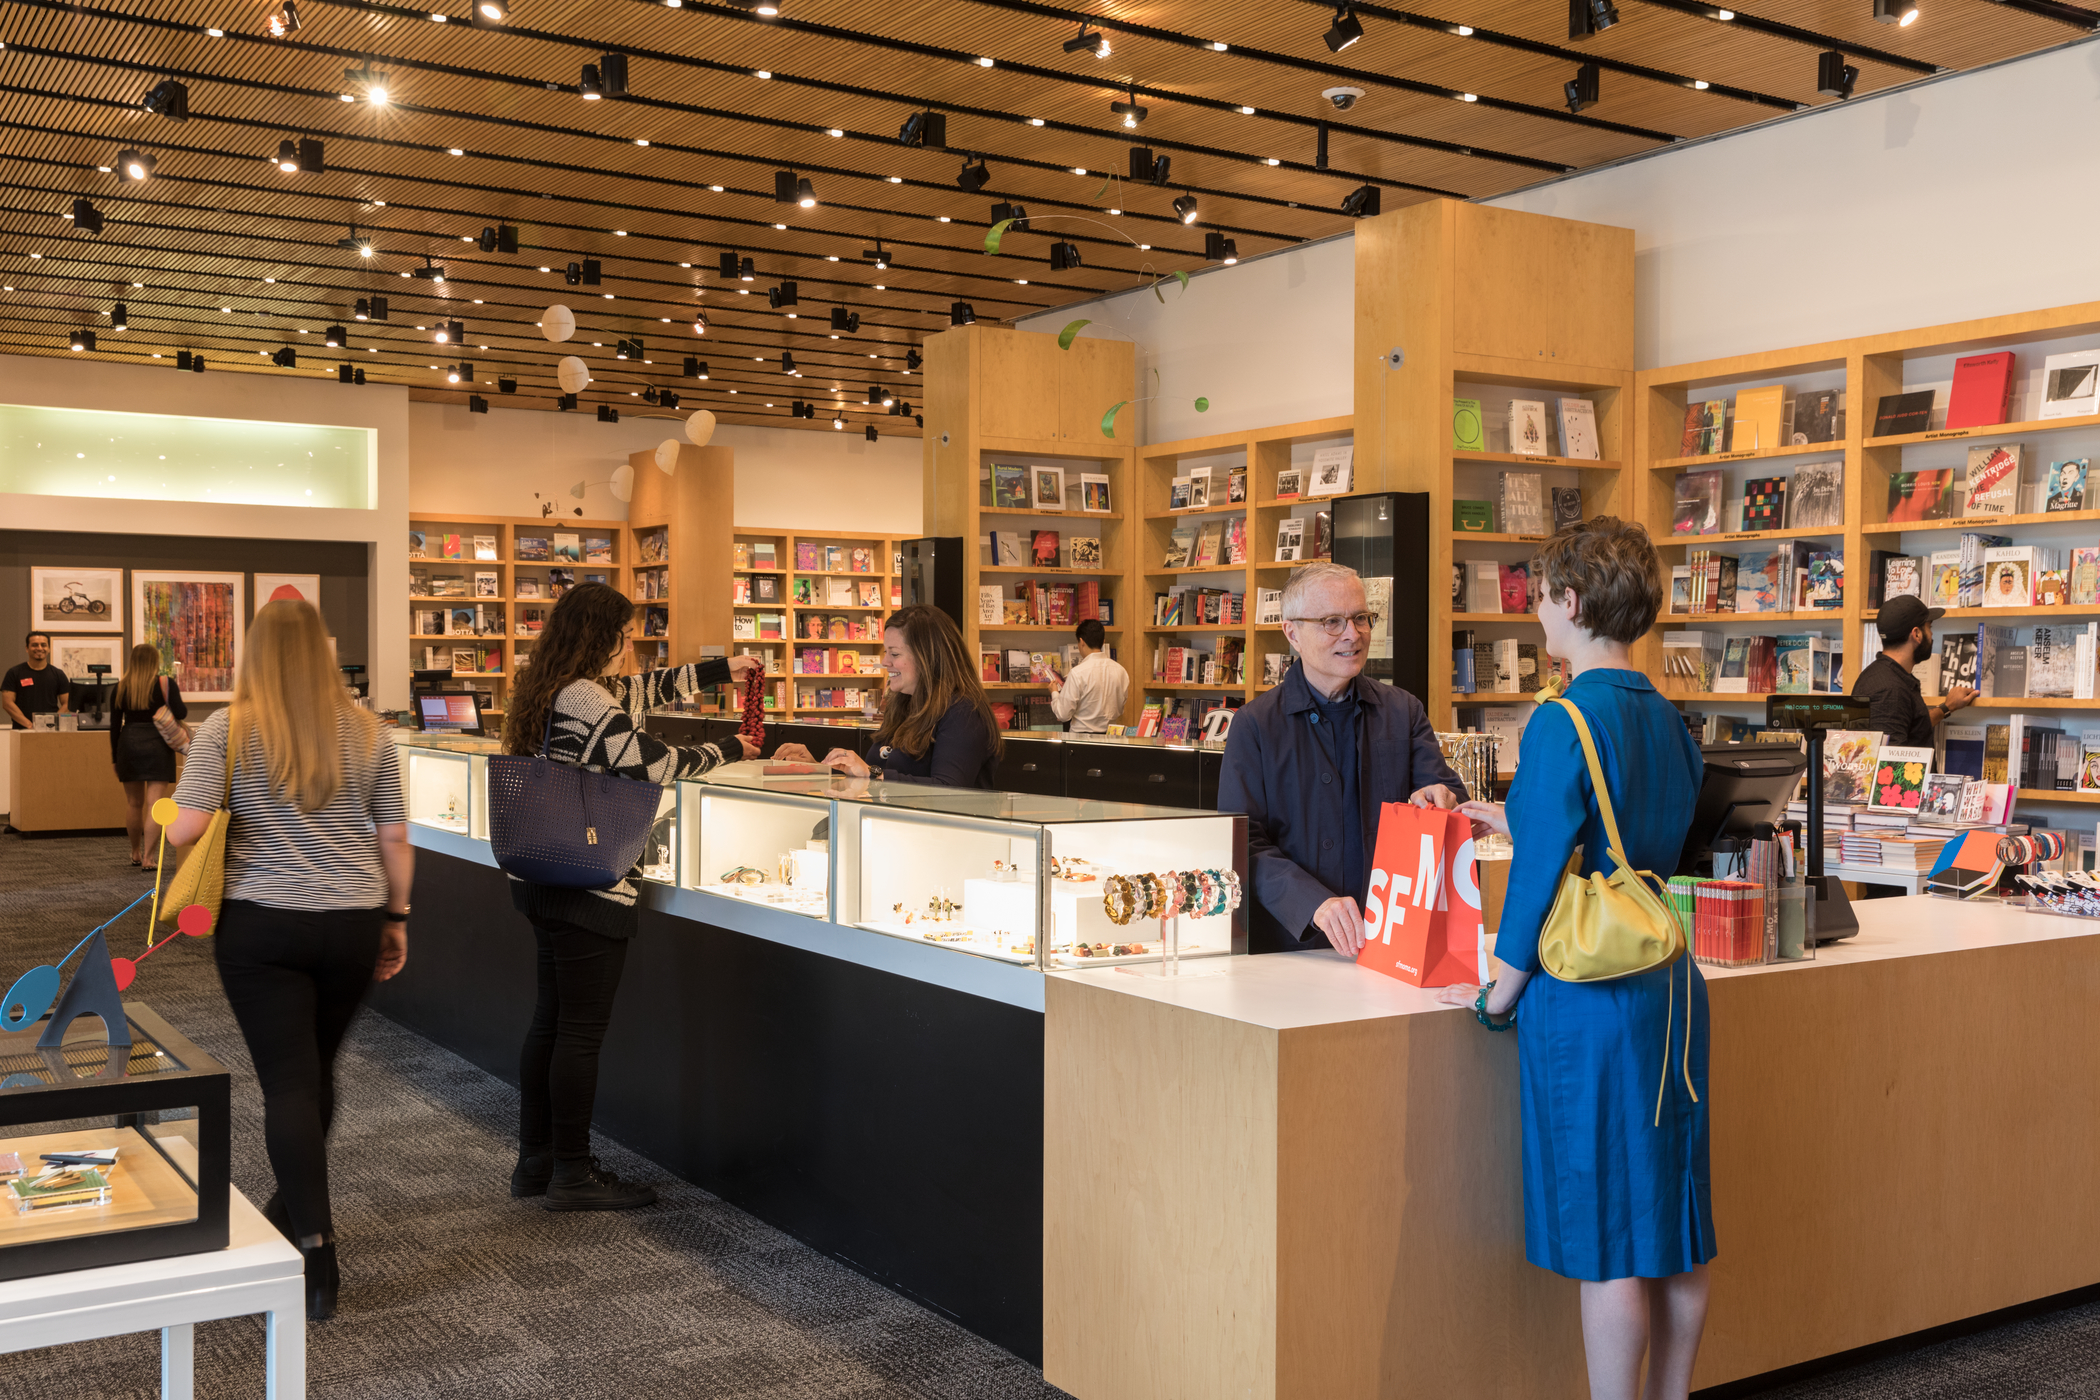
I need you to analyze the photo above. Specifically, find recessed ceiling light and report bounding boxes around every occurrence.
[614,230,627,236]
[1138,243,1150,250]
[97,165,111,172]
[889,175,903,183]
[1239,105,1255,114]
[977,56,994,66]
[755,69,772,79]
[937,216,951,222]
[431,10,446,18]
[29,252,41,259]
[603,293,614,299]
[1265,157,1281,165]
[373,200,386,206]
[206,26,225,35]
[539,265,552,272]
[774,222,787,229]
[1108,207,1122,215]
[474,299,484,304]
[874,284,885,290]
[827,255,839,261]
[1016,278,1028,284]
[710,184,724,192]
[635,138,649,146]
[1456,23,1473,33]
[1715,8,1734,17]
[1072,167,1086,175]
[340,94,354,102]
[827,128,843,137]
[681,261,692,267]
[448,148,464,156]
[1460,92,1478,101]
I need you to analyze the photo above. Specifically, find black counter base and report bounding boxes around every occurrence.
[371,849,1045,1362]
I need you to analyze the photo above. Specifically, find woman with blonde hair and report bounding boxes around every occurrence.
[167,600,412,1323]
[780,605,1001,786]
[108,642,186,866]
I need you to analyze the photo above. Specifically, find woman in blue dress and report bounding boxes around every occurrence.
[1437,517,1712,1400]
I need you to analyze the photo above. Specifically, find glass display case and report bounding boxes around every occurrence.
[679,770,1247,970]
[0,1003,230,1281]
[398,733,498,841]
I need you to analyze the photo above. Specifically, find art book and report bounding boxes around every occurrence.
[1499,472,1547,535]
[1788,462,1845,529]
[1732,385,1784,453]
[1309,446,1354,497]
[1556,398,1600,459]
[1551,487,1583,532]
[1453,397,1485,452]
[1735,546,1794,613]
[1820,730,1883,805]
[473,534,498,561]
[441,533,464,560]
[1883,555,1922,602]
[1791,390,1842,445]
[583,537,613,563]
[1454,500,1494,533]
[2047,458,2089,512]
[408,531,427,558]
[552,532,582,562]
[1886,468,1957,522]
[1919,773,1970,823]
[1946,351,2016,430]
[1671,469,1724,535]
[2040,351,2100,420]
[1742,477,1788,531]
[1069,537,1102,567]
[1079,473,1113,513]
[1867,745,1934,814]
[1872,390,1935,437]
[1963,445,2022,517]
[1680,400,1725,456]
[1274,469,1304,501]
[1506,401,1548,456]
[516,536,549,562]
[992,464,1031,508]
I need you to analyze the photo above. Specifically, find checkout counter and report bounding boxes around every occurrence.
[2,725,130,833]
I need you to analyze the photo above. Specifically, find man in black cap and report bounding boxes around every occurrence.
[1852,594,1977,746]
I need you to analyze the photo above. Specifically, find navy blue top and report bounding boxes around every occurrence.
[1216,661,1466,953]
[870,697,997,789]
[1308,685,1365,908]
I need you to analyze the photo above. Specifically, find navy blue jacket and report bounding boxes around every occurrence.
[1216,662,1467,953]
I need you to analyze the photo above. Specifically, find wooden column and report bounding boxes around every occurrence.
[627,443,733,667]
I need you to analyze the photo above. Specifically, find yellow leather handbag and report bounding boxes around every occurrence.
[159,756,230,934]
[1534,695,1685,983]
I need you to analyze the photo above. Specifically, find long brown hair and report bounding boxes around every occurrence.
[873,605,1003,760]
[229,599,375,812]
[503,582,630,754]
[116,642,161,711]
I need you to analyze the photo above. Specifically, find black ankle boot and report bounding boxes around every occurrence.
[302,1239,340,1322]
[544,1157,657,1211]
[511,1150,553,1198]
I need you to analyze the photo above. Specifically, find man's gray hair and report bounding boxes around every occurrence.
[1280,561,1362,619]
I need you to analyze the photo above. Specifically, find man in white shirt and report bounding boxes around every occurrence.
[1047,619,1129,733]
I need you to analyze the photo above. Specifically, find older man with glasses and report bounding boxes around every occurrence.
[1216,561,1467,954]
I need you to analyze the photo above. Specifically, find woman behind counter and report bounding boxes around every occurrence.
[777,605,1001,788]
[1435,517,1711,1400]
[109,643,185,866]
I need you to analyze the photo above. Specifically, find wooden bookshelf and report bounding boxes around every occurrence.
[716,527,908,715]
[922,323,1138,724]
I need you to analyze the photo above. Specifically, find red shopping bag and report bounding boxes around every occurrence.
[1357,804,1485,987]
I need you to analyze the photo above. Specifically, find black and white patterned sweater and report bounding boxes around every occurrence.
[507,658,734,934]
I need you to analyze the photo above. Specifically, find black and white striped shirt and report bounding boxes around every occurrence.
[173,708,405,911]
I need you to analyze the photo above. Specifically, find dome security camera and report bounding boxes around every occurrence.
[1323,86,1365,111]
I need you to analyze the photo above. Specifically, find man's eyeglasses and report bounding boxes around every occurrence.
[1285,612,1379,637]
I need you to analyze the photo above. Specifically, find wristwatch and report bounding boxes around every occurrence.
[383,906,410,923]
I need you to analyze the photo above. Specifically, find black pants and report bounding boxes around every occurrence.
[213,899,383,1242]
[518,916,631,1164]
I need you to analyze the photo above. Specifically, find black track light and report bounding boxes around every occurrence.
[866,425,879,442]
[69,329,94,352]
[1130,146,1155,180]
[958,156,991,193]
[1569,0,1620,37]
[616,338,641,359]
[469,0,507,28]
[580,64,604,99]
[1565,62,1601,114]
[294,137,324,173]
[1111,85,1148,129]
[118,149,155,182]
[643,386,660,405]
[863,241,892,270]
[111,302,128,331]
[369,295,389,321]
[684,356,707,379]
[1062,21,1111,57]
[738,257,755,282]
[324,324,345,347]
[558,393,578,411]
[192,355,205,373]
[905,348,922,371]
[70,199,103,234]
[1874,0,1920,23]
[274,0,302,33]
[477,226,498,252]
[1818,50,1859,97]
[353,298,369,320]
[774,170,797,202]
[470,395,489,413]
[565,262,583,285]
[599,404,620,422]
[177,350,192,370]
[276,139,300,174]
[692,311,708,335]
[719,252,739,279]
[1317,121,1330,170]
[413,256,446,281]
[795,177,816,208]
[782,351,798,375]
[344,63,390,106]
[582,259,602,286]
[1324,5,1364,51]
[339,363,355,383]
[661,390,679,410]
[142,78,189,122]
[445,361,471,384]
[769,282,799,310]
[832,413,844,430]
[272,347,297,368]
[1204,232,1239,264]
[434,319,464,344]
[898,110,947,148]
[1172,194,1200,225]
[991,201,1030,232]
[499,377,517,393]
[600,53,629,96]
[1340,184,1382,218]
[1050,241,1082,271]
[950,302,976,326]
[495,224,517,253]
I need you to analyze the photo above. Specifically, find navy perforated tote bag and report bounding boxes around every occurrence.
[486,705,665,888]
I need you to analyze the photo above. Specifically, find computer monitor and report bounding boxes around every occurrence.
[416,691,484,736]
[1676,742,1810,876]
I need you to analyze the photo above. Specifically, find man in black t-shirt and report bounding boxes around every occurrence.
[2,632,73,729]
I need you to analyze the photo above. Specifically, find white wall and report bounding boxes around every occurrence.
[408,401,924,533]
[1014,235,1355,444]
[1486,37,2100,369]
[0,352,412,705]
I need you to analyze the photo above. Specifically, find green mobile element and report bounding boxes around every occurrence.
[984,219,1014,256]
[1195,397,1210,413]
[1101,401,1129,438]
[1058,320,1091,350]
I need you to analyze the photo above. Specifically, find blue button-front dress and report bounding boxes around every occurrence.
[1494,668,1715,1282]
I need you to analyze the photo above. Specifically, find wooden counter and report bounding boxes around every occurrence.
[5,730,130,832]
[1044,898,2100,1399]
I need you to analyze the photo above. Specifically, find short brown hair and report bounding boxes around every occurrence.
[1533,516,1662,645]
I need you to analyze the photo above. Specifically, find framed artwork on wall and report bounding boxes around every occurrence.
[252,573,322,609]
[29,567,124,633]
[48,636,125,681]
[133,571,245,701]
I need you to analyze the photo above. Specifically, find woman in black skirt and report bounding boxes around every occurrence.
[110,643,186,866]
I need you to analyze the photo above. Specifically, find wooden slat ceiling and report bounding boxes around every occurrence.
[0,0,2087,431]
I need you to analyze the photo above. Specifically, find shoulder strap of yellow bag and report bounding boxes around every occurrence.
[1545,695,1631,863]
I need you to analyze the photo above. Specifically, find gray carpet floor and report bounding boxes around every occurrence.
[0,832,2094,1398]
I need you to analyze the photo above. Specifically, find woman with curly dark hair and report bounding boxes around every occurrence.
[501,581,759,1210]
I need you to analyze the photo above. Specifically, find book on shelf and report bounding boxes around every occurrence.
[1499,471,1547,535]
[1274,518,1304,563]
[1680,400,1726,456]
[1191,521,1224,567]
[1964,445,2022,516]
[1790,390,1844,445]
[635,528,668,564]
[794,541,820,570]
[992,464,1030,508]
[1551,487,1583,532]
[825,578,856,606]
[473,534,497,561]
[1788,462,1845,529]
[1555,398,1600,459]
[1255,588,1283,624]
[1189,470,1213,510]
[1453,500,1494,533]
[547,568,574,598]
[1165,527,1197,568]
[1453,397,1485,451]
[1308,446,1354,497]
[1924,549,1960,608]
[1227,467,1248,504]
[1498,562,1531,615]
[1169,476,1193,511]
[1732,385,1784,453]
[1805,550,1844,611]
[643,606,668,638]
[1032,530,1061,566]
[1885,468,1956,522]
[1274,469,1304,501]
[1505,401,1548,456]
[1872,390,1935,437]
[1742,477,1787,531]
[441,533,463,560]
[2040,351,2100,420]
[1079,473,1113,513]
[1668,564,1691,615]
[976,586,1002,625]
[1466,560,1503,615]
[1867,745,1935,814]
[408,531,427,558]
[472,571,497,598]
[2046,458,2090,511]
[1975,622,2019,697]
[2037,570,2070,607]
[1671,469,1724,535]
[1878,553,1921,607]
[1735,545,1795,613]
[1946,351,2016,430]
[753,575,781,604]
[583,536,613,563]
[551,532,581,562]
[1983,545,2059,607]
[1661,631,1721,694]
[2074,547,2100,605]
[751,541,778,570]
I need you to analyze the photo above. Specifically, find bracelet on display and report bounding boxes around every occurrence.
[1474,982,1514,1033]
[719,866,766,886]
[1104,875,1138,926]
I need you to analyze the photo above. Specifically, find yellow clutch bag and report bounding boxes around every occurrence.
[1534,695,1684,983]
